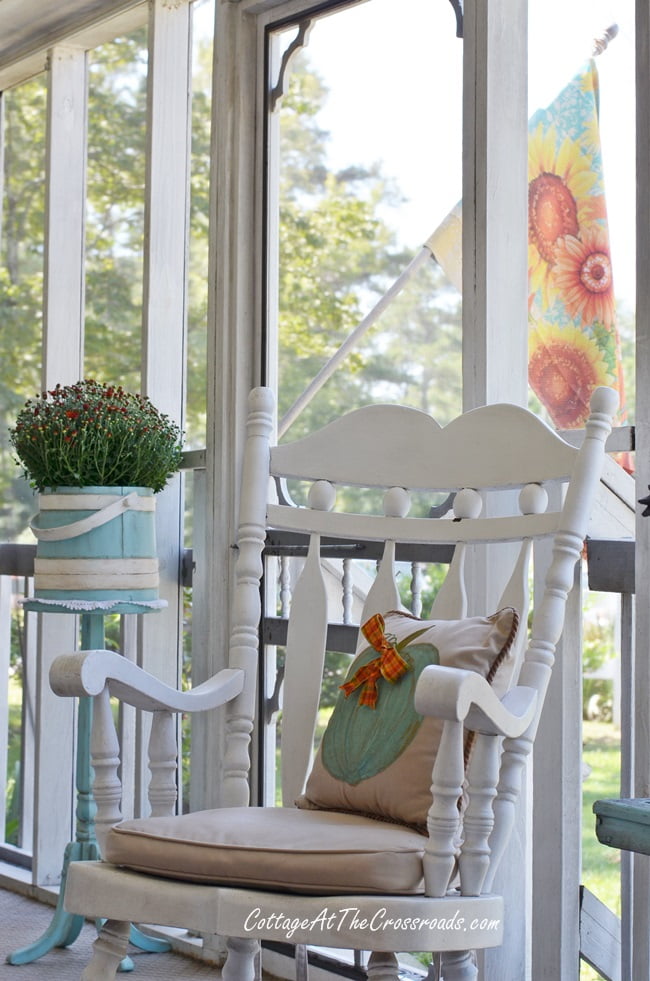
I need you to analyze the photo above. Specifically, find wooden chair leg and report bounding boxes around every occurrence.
[295,942,309,981]
[81,920,130,981]
[366,951,400,980]
[427,953,441,979]
[441,949,478,980]
[223,936,260,981]
[255,942,263,981]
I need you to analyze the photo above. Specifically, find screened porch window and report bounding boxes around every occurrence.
[267,0,464,444]
[0,0,211,871]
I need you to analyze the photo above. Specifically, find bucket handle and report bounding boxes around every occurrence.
[30,491,143,542]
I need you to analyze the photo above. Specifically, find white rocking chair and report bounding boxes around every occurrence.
[50,385,617,981]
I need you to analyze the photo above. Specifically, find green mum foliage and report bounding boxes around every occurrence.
[9,379,183,493]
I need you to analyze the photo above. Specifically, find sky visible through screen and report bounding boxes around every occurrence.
[297,0,636,308]
[193,0,635,307]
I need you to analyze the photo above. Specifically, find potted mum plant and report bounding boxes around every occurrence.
[9,379,183,604]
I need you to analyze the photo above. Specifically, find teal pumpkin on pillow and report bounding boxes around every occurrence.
[322,639,439,785]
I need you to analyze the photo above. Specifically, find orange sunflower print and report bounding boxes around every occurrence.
[552,229,616,329]
[528,123,605,305]
[528,322,612,428]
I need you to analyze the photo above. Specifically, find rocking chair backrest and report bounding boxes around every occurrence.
[223,386,616,890]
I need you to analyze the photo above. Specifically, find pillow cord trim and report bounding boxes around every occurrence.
[375,607,521,770]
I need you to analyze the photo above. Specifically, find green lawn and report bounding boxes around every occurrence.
[581,719,622,978]
[582,720,622,912]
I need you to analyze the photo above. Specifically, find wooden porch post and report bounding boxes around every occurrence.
[460,1,530,977]
[192,0,264,812]
[138,0,192,814]
[461,0,528,414]
[631,1,650,978]
[33,45,87,885]
[531,560,584,980]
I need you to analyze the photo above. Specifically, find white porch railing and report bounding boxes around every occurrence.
[0,551,195,876]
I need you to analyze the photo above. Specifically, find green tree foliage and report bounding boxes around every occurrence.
[0,30,202,533]
[0,36,152,537]
[617,303,635,426]
[277,55,462,440]
[185,34,213,448]
[84,28,213,449]
[582,593,617,722]
[0,35,462,536]
[362,260,462,424]
[0,78,47,532]
[84,31,148,389]
[278,57,414,439]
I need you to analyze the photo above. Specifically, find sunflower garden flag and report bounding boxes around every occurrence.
[527,58,625,429]
[429,59,627,431]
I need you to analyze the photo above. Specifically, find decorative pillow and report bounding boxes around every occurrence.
[295,607,520,832]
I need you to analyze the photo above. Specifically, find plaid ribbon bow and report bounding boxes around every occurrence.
[339,613,410,709]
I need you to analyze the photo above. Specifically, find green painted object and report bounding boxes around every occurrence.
[31,486,159,602]
[593,797,650,856]
[322,634,435,784]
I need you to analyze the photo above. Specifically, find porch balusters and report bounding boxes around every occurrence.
[0,537,639,981]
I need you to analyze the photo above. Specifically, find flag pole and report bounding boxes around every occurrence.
[278,244,432,438]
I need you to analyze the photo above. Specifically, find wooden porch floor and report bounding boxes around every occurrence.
[0,887,223,979]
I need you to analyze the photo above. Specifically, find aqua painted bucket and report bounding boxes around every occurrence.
[30,486,159,602]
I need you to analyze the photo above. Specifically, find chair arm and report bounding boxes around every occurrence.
[414,665,537,739]
[50,649,244,713]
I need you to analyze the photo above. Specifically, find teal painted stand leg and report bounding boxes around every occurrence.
[6,613,169,967]
[7,615,102,965]
[129,925,171,953]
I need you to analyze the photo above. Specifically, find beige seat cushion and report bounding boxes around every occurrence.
[104,806,427,895]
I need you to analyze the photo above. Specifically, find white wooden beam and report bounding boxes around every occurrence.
[0,94,5,243]
[619,593,635,981]
[31,612,79,884]
[532,561,583,980]
[460,0,528,620]
[580,886,621,981]
[461,0,528,412]
[195,0,263,810]
[0,2,148,93]
[631,0,650,977]
[460,2,530,978]
[141,0,191,422]
[138,0,192,812]
[188,466,210,814]
[43,44,87,382]
[0,577,11,840]
[20,579,37,855]
[32,43,88,885]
